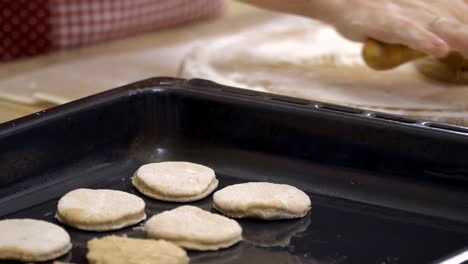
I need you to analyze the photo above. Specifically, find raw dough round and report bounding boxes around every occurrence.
[56,188,146,231]
[180,15,468,125]
[87,235,189,264]
[213,182,311,220]
[132,162,219,202]
[0,219,71,262]
[145,205,242,251]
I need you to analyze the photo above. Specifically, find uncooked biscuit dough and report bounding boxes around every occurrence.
[87,235,189,264]
[0,219,72,262]
[213,182,311,220]
[56,188,146,231]
[132,162,219,202]
[145,205,242,251]
[180,15,468,125]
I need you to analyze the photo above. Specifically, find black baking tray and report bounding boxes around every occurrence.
[0,77,467,264]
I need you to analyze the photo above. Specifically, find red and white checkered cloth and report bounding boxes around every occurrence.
[0,0,224,62]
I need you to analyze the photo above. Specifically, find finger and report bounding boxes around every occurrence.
[429,18,468,56]
[334,27,367,42]
[333,17,368,42]
[369,19,450,58]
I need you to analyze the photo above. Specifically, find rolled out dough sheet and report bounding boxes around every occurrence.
[180,16,468,124]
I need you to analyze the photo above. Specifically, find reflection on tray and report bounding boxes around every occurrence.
[190,244,332,264]
[241,213,311,247]
[189,243,243,264]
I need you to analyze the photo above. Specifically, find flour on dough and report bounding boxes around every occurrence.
[0,219,71,262]
[132,162,218,202]
[56,188,146,231]
[213,182,311,220]
[145,205,242,251]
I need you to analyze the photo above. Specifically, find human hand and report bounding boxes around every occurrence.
[241,0,468,58]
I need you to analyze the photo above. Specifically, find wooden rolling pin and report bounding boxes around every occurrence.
[362,39,468,83]
[363,39,468,72]
[361,39,427,70]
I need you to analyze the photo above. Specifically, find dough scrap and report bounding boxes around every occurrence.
[56,188,146,231]
[0,219,71,262]
[86,235,189,264]
[213,182,311,220]
[145,205,242,251]
[132,162,218,202]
